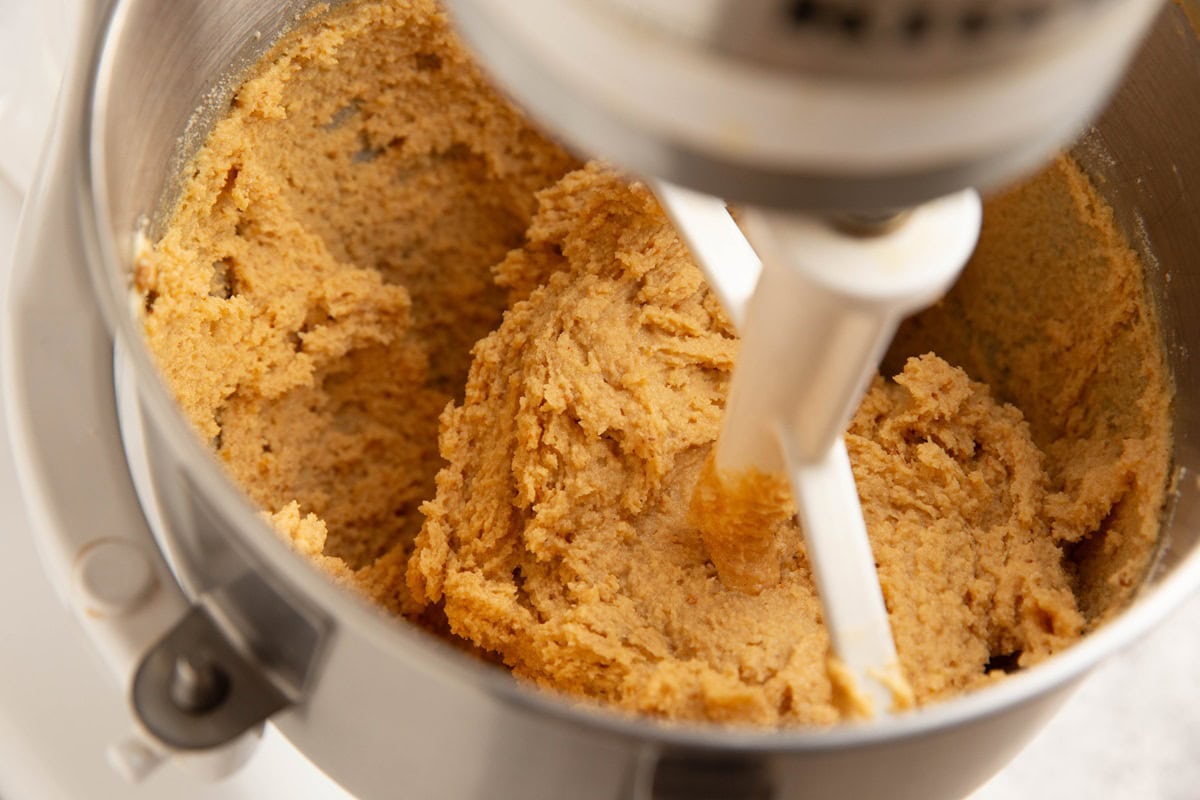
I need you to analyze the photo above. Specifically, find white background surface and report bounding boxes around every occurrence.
[0,2,1197,798]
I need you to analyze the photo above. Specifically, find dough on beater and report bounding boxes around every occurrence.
[690,459,792,596]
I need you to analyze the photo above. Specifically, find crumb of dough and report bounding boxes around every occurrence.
[264,501,357,587]
[133,0,577,613]
[138,0,1172,727]
[826,657,915,719]
[407,164,1101,724]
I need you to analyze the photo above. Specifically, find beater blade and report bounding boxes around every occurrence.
[656,181,981,715]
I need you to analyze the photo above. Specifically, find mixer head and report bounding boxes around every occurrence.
[447,0,1163,210]
[604,0,1147,77]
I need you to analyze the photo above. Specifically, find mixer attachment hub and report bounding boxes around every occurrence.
[131,605,289,750]
[169,653,231,715]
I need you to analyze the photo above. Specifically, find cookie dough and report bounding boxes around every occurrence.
[134,0,577,603]
[135,0,1172,726]
[406,164,1125,724]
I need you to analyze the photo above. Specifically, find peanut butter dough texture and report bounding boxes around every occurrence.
[135,0,1172,726]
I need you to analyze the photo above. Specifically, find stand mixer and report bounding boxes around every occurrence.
[445,0,1163,712]
[5,0,1200,798]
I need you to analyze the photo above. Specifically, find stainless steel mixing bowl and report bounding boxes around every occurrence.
[5,1,1200,798]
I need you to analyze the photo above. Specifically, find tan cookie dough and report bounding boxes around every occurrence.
[406,164,1138,724]
[136,0,1172,726]
[134,0,577,615]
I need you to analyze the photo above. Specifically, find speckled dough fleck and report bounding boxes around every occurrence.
[135,0,1173,726]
